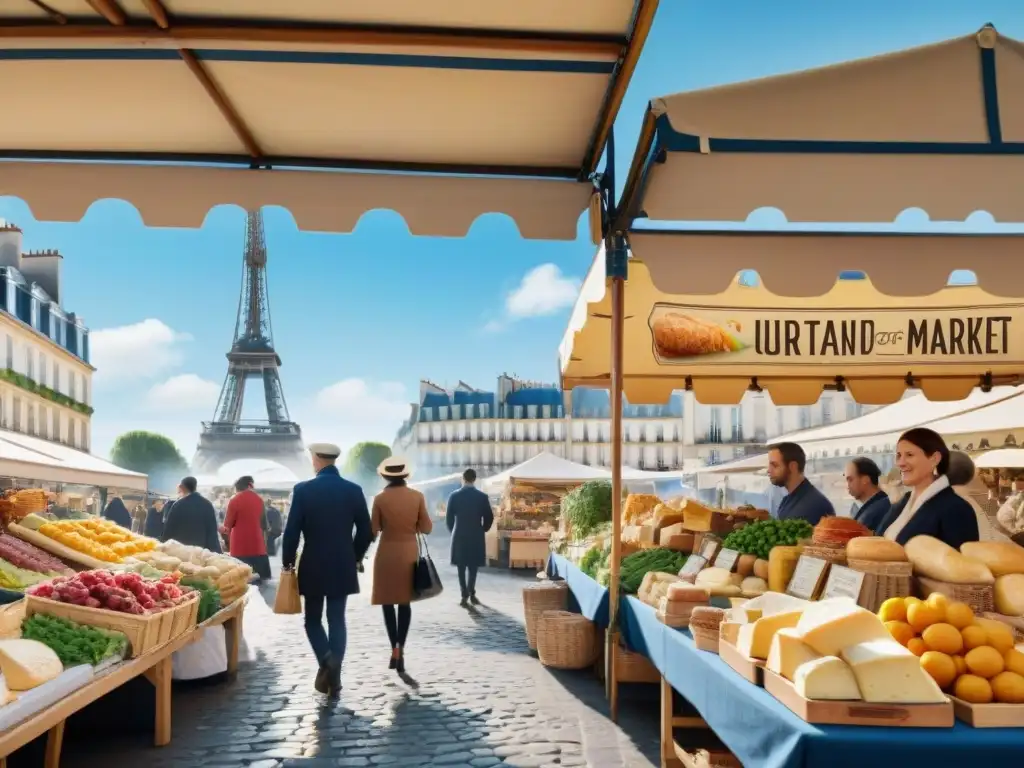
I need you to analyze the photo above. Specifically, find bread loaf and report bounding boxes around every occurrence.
[846,537,907,562]
[667,583,709,602]
[905,535,995,584]
[961,542,1024,576]
[736,554,758,578]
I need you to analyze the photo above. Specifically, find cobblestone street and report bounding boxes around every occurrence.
[49,530,660,768]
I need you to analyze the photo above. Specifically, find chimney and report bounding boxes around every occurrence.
[20,249,63,305]
[0,221,23,270]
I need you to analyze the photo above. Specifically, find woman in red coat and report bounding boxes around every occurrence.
[221,475,271,581]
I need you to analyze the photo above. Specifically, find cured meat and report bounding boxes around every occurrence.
[0,534,71,574]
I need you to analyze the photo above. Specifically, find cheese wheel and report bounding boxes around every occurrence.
[994,573,1024,616]
[846,537,907,562]
[0,639,62,691]
[905,535,994,585]
[961,542,1024,577]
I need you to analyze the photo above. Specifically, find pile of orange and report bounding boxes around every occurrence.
[878,593,1024,704]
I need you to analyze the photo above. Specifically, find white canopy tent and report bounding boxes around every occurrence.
[694,453,768,475]
[924,390,1024,451]
[0,431,147,491]
[409,472,464,491]
[975,448,1024,469]
[480,452,611,493]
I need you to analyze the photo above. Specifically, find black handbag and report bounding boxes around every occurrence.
[412,534,443,601]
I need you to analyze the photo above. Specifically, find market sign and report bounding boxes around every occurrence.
[560,254,1024,406]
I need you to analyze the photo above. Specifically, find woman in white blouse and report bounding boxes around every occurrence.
[875,428,979,549]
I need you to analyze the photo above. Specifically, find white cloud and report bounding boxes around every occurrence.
[306,378,410,450]
[145,374,221,411]
[505,263,580,319]
[90,319,192,381]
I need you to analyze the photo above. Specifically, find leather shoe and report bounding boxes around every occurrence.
[314,654,333,694]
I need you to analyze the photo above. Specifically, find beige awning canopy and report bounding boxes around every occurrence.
[0,0,657,237]
[617,25,1024,225]
[561,252,1024,406]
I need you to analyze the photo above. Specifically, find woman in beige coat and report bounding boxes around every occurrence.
[371,457,432,674]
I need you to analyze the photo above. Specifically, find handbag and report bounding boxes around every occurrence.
[411,534,443,602]
[273,568,303,615]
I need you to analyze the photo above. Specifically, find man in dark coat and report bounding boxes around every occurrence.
[845,457,891,531]
[446,468,494,607]
[282,443,372,697]
[162,477,222,553]
[144,501,165,539]
[264,499,283,556]
[102,497,132,529]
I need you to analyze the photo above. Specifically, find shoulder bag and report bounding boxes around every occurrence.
[412,533,443,601]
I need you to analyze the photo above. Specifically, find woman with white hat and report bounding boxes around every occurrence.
[371,456,432,674]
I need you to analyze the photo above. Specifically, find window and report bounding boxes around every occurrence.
[27,404,35,436]
[41,407,49,439]
[39,355,47,388]
[26,348,34,382]
[69,371,77,401]
[799,407,811,430]
[82,376,89,405]
[708,407,722,442]
[730,407,742,442]
[52,361,59,393]
[70,419,77,449]
[822,398,833,425]
[846,400,857,420]
[4,335,11,370]
[12,397,20,432]
[776,409,785,436]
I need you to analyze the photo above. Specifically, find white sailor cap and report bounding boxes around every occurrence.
[308,442,342,459]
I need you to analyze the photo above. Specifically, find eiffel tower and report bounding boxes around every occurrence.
[191,210,310,479]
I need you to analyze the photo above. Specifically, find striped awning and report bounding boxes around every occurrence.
[0,0,658,237]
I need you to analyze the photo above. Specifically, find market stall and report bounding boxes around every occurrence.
[552,22,1024,762]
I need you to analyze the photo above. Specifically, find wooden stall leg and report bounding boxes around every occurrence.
[660,678,681,768]
[607,629,619,722]
[43,720,65,768]
[144,656,172,747]
[225,614,241,677]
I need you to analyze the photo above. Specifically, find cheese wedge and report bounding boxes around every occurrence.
[840,640,946,704]
[736,592,810,623]
[720,621,742,646]
[736,610,804,659]
[0,639,62,691]
[795,598,890,657]
[767,628,821,681]
[795,656,862,701]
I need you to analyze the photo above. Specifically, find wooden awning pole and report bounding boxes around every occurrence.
[605,235,628,720]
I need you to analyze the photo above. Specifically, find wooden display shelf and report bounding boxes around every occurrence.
[718,640,764,685]
[763,669,953,727]
[7,523,114,570]
[951,696,1024,728]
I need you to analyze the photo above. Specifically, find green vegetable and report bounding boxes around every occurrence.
[619,548,688,594]
[21,614,127,667]
[561,481,613,539]
[579,546,603,578]
[721,518,813,561]
[180,576,222,622]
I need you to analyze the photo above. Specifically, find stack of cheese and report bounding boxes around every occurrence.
[657,583,709,628]
[765,598,947,704]
[730,593,811,659]
[695,567,743,597]
[638,571,679,608]
[0,638,63,703]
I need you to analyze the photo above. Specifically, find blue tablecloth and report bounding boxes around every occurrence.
[619,596,1024,768]
[547,554,610,627]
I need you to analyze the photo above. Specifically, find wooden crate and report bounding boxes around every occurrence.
[951,696,1024,728]
[25,593,200,658]
[719,640,764,685]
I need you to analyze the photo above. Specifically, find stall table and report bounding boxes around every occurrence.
[547,554,610,627]
[617,597,1024,768]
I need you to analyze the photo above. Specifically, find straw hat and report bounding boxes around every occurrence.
[378,457,411,478]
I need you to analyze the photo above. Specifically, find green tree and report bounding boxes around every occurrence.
[110,431,189,494]
[343,442,393,488]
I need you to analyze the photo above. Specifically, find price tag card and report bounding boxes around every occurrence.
[680,555,708,577]
[823,565,866,603]
[698,535,721,562]
[714,548,740,572]
[786,556,829,600]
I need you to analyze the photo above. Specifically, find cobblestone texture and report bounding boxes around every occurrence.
[53,530,660,768]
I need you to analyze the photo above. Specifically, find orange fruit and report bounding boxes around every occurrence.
[991,671,1024,704]
[907,602,943,633]
[885,621,915,647]
[975,618,1015,655]
[907,637,927,657]
[922,623,964,655]
[944,602,975,630]
[961,625,989,651]
[965,646,1005,679]
[925,593,949,621]
[904,596,922,607]
[955,674,994,704]
[920,651,957,689]
[1005,648,1024,678]
[878,598,907,623]
[952,654,968,677]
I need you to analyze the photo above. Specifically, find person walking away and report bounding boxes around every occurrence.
[282,443,372,697]
[845,457,890,530]
[163,477,222,552]
[221,476,271,581]
[131,503,148,534]
[767,442,835,525]
[446,468,494,607]
[265,498,283,556]
[144,500,165,539]
[371,457,432,675]
[102,497,132,529]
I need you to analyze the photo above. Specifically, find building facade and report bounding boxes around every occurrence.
[392,375,873,479]
[0,223,92,451]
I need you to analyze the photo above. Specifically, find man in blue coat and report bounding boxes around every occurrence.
[282,443,372,696]
[446,468,494,607]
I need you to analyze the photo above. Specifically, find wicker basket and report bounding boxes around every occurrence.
[801,544,848,566]
[915,576,995,614]
[614,642,660,683]
[536,610,598,669]
[25,592,200,658]
[847,559,913,612]
[522,582,569,650]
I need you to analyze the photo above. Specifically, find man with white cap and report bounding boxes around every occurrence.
[282,442,373,696]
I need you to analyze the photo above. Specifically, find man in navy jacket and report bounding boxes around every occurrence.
[282,443,372,696]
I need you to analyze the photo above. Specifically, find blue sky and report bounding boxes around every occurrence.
[2,0,1024,469]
